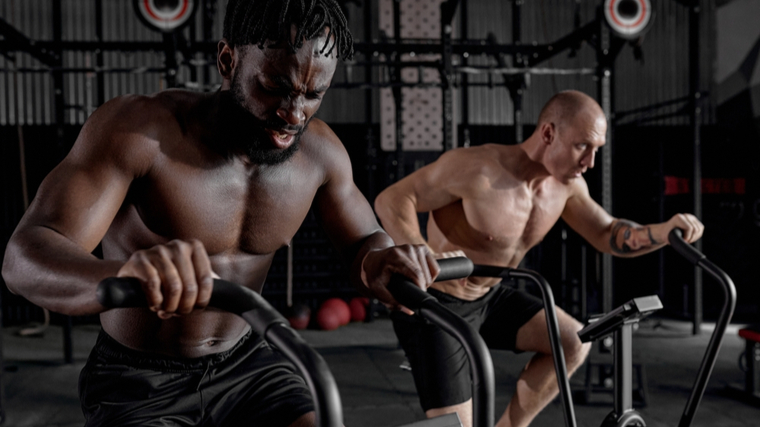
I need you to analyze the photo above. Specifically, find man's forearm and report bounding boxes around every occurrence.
[342,230,394,295]
[608,219,667,257]
[2,226,120,316]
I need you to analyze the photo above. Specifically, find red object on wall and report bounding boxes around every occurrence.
[664,176,690,195]
[664,176,746,195]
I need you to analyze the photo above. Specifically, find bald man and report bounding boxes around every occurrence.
[374,90,704,427]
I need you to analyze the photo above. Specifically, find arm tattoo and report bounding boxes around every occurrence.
[610,219,653,254]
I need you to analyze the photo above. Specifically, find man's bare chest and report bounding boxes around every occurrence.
[460,184,569,247]
[129,162,319,255]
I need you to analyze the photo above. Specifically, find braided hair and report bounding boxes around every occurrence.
[223,0,354,60]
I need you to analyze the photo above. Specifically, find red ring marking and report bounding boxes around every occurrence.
[609,0,648,29]
[172,0,189,22]
[143,0,161,21]
[142,0,190,23]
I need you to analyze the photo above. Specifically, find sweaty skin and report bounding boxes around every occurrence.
[375,90,704,427]
[2,34,438,362]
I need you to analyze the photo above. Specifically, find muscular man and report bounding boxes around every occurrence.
[2,2,437,426]
[374,90,704,427]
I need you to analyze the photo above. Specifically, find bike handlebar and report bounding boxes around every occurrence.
[667,229,737,427]
[386,257,494,427]
[468,265,578,427]
[98,257,495,427]
[668,229,705,265]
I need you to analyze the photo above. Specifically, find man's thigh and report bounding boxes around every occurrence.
[391,310,472,411]
[80,331,314,427]
[203,337,314,426]
[479,285,545,352]
[513,306,583,354]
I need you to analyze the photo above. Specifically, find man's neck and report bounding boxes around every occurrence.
[516,136,552,184]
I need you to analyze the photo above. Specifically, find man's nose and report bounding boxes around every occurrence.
[583,150,596,169]
[276,97,306,126]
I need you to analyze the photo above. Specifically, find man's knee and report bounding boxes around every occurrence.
[560,317,591,370]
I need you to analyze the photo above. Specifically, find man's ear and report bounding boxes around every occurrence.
[540,122,555,145]
[217,39,235,80]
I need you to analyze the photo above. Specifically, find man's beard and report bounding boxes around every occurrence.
[223,75,306,165]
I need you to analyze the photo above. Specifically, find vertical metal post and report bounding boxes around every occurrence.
[689,1,703,335]
[512,0,523,144]
[53,0,74,365]
[614,324,633,416]
[52,0,65,135]
[440,1,458,152]
[163,32,179,89]
[94,0,105,106]
[598,18,614,314]
[187,20,198,86]
[392,0,404,180]
[63,315,74,364]
[460,0,470,148]
[658,140,666,300]
[364,0,377,199]
[202,0,216,88]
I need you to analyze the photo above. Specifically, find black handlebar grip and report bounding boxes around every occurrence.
[668,229,705,265]
[386,274,436,310]
[96,277,148,308]
[434,257,475,282]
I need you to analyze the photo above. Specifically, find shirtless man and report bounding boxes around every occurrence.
[1,1,438,426]
[374,90,704,427]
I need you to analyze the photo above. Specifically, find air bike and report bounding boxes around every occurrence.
[573,229,737,427]
[96,256,494,427]
[447,229,736,427]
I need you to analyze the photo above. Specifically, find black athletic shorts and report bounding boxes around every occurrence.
[79,329,314,427]
[391,282,544,411]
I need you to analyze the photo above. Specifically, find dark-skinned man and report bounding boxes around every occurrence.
[2,1,438,426]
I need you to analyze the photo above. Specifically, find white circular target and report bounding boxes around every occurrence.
[603,0,653,39]
[134,0,197,32]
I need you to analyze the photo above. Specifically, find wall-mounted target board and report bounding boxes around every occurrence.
[603,0,654,40]
[134,0,197,33]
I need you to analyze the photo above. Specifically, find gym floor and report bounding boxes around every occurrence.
[2,317,759,427]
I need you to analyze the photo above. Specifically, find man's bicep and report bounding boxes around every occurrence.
[561,182,615,251]
[23,160,132,251]
[315,166,385,255]
[18,113,146,252]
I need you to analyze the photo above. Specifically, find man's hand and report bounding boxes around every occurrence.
[654,213,704,244]
[116,239,215,319]
[360,244,440,311]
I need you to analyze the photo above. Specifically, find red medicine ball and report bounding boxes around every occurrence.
[349,297,367,322]
[316,306,341,331]
[317,298,350,329]
[286,303,311,330]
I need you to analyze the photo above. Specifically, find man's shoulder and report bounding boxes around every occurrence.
[300,118,346,158]
[97,91,198,134]
[72,91,202,172]
[434,143,513,177]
